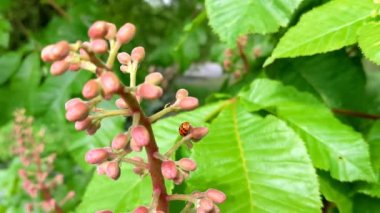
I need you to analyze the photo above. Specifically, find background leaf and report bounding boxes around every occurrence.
[189,102,321,212]
[358,22,380,66]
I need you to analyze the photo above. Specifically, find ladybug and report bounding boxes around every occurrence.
[179,122,192,137]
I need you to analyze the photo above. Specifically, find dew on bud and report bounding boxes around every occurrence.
[116,23,136,44]
[117,52,131,64]
[111,133,129,150]
[50,60,69,76]
[65,101,89,122]
[137,83,163,100]
[82,79,101,99]
[177,158,197,171]
[179,97,199,110]
[106,161,121,180]
[100,72,120,95]
[199,198,214,212]
[105,23,117,40]
[115,98,128,109]
[161,160,178,180]
[85,148,109,164]
[131,125,150,147]
[51,41,70,60]
[176,88,189,100]
[131,46,145,62]
[133,206,149,213]
[74,117,92,131]
[190,127,209,142]
[88,21,107,39]
[205,189,226,204]
[145,72,163,85]
[91,39,108,54]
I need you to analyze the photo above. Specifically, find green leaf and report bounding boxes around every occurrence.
[358,22,380,65]
[356,121,380,198]
[205,0,303,45]
[76,165,152,212]
[0,52,21,84]
[353,194,380,212]
[189,103,321,212]
[318,171,353,213]
[240,79,375,182]
[265,0,376,66]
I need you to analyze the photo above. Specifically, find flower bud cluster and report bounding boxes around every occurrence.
[41,20,224,212]
[13,110,74,213]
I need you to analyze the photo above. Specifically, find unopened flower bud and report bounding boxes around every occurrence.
[105,23,117,40]
[131,125,150,147]
[97,163,107,175]
[87,122,101,135]
[65,98,81,110]
[177,158,197,171]
[50,60,69,75]
[199,198,214,212]
[179,97,199,110]
[79,49,90,60]
[115,98,128,109]
[91,39,108,54]
[41,45,54,62]
[117,52,131,64]
[88,21,107,39]
[190,127,208,141]
[133,206,149,213]
[205,189,226,204]
[111,133,129,150]
[82,79,101,99]
[176,89,189,100]
[106,161,121,180]
[65,101,89,122]
[85,148,108,164]
[137,83,163,100]
[69,63,81,71]
[145,72,163,85]
[100,72,120,95]
[75,117,92,131]
[173,173,184,185]
[131,46,145,62]
[161,160,177,180]
[116,23,136,44]
[96,210,113,213]
[130,138,142,152]
[52,41,70,60]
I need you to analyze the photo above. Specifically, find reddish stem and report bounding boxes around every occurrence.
[118,89,168,212]
[41,186,64,213]
[332,108,380,120]
[236,40,249,73]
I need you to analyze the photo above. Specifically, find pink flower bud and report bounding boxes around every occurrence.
[85,148,108,164]
[55,174,64,184]
[145,72,163,85]
[177,158,197,171]
[82,79,101,99]
[75,117,92,131]
[131,46,145,62]
[131,125,150,147]
[133,167,144,176]
[86,122,101,135]
[88,21,107,39]
[19,169,28,179]
[91,39,108,54]
[205,189,226,204]
[96,210,113,213]
[161,160,177,180]
[41,45,54,62]
[100,72,120,95]
[137,83,163,100]
[97,163,107,175]
[115,98,128,109]
[51,41,70,60]
[173,173,184,185]
[117,52,131,64]
[65,98,81,110]
[106,161,121,180]
[176,89,189,100]
[65,101,89,122]
[69,63,80,71]
[190,127,209,141]
[179,97,199,110]
[116,23,136,44]
[105,23,117,39]
[199,198,214,211]
[130,138,142,152]
[111,133,128,150]
[133,206,149,213]
[50,60,69,75]
[79,49,90,60]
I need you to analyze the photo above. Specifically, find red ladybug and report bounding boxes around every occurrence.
[179,122,192,137]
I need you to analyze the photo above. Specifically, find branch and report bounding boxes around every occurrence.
[236,40,249,73]
[332,108,380,120]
